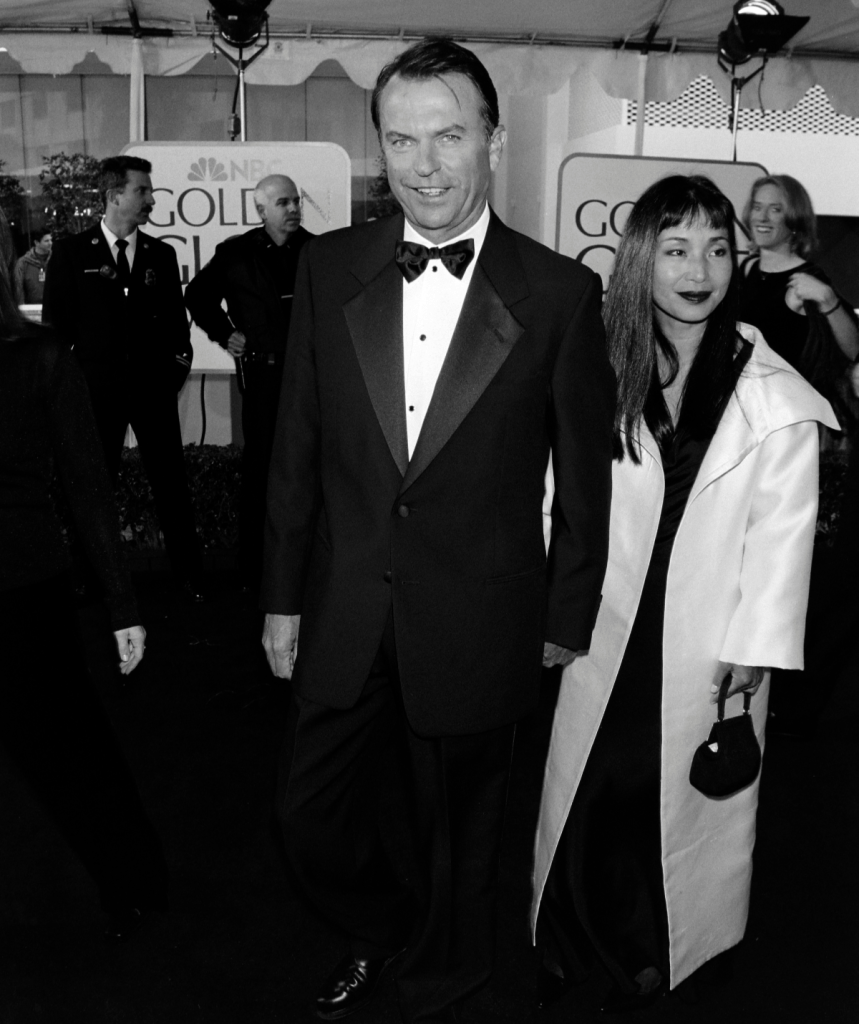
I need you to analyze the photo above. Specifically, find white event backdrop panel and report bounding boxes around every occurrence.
[124,141,351,371]
[556,155,767,293]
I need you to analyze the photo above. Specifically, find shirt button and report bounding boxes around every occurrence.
[420,334,426,341]
[398,504,410,518]
[383,570,392,583]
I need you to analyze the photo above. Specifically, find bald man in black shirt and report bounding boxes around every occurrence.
[185,175,313,589]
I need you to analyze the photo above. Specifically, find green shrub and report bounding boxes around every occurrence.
[816,449,849,547]
[39,152,103,239]
[61,441,848,555]
[115,444,243,552]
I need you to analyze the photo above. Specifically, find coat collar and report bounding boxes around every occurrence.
[342,214,409,474]
[344,210,528,488]
[690,325,838,503]
[627,325,838,501]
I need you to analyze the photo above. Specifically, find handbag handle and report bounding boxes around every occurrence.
[716,673,753,721]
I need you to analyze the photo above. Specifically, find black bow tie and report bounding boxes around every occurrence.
[395,238,475,282]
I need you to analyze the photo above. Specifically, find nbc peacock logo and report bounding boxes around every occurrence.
[187,157,228,182]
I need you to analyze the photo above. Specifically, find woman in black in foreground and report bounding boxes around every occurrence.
[0,269,167,939]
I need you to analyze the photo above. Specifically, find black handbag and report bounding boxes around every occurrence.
[689,675,762,798]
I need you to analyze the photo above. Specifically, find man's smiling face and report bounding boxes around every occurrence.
[379,72,505,244]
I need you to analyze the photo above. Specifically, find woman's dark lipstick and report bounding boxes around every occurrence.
[678,291,712,303]
[653,298,712,324]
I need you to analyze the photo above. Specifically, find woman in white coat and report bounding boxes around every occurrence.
[532,176,837,1012]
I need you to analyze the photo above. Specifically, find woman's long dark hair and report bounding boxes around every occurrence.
[604,175,741,462]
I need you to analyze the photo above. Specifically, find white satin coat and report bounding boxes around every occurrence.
[533,326,838,988]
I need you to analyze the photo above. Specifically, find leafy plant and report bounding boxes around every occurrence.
[38,152,103,238]
[54,444,244,557]
[54,441,847,553]
[816,449,850,547]
[0,158,25,226]
[51,440,851,558]
[114,444,244,552]
[368,155,401,220]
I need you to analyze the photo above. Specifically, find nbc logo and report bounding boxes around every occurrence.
[188,157,228,182]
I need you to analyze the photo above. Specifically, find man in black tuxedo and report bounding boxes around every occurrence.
[185,174,312,589]
[261,39,615,1024]
[43,155,204,598]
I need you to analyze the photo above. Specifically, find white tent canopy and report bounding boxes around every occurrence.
[3,1,859,114]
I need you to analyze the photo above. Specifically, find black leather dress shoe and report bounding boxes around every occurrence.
[601,978,666,1013]
[104,907,144,941]
[536,964,576,1010]
[315,948,405,1020]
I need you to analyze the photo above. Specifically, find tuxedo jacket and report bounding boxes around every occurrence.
[184,225,312,357]
[43,224,192,388]
[261,211,615,737]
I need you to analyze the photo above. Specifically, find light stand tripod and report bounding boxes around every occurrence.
[212,16,269,142]
[723,58,767,162]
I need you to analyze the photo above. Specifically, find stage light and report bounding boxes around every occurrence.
[718,1,809,67]
[717,2,811,162]
[208,1,273,49]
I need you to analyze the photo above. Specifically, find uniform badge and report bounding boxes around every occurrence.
[99,265,117,280]
[145,268,157,286]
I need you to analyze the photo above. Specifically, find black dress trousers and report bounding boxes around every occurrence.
[81,363,203,582]
[280,610,517,1023]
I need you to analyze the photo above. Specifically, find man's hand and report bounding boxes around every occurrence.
[711,661,765,703]
[542,642,584,668]
[114,624,146,676]
[226,330,247,357]
[263,613,300,679]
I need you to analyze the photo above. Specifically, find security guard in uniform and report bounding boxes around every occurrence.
[43,155,205,600]
[185,175,312,590]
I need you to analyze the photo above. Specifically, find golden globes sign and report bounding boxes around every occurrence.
[556,155,767,290]
[124,142,351,370]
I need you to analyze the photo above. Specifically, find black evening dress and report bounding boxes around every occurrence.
[737,258,819,371]
[540,422,711,991]
[540,340,754,991]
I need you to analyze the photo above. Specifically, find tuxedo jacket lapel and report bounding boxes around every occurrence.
[343,216,409,477]
[342,212,528,487]
[402,214,527,491]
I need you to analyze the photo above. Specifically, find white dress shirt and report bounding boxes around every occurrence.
[100,220,138,272]
[402,204,490,459]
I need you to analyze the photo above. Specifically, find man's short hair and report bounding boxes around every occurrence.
[99,155,153,201]
[371,37,500,139]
